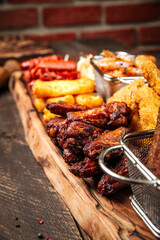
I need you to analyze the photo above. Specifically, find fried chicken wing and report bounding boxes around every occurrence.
[63,121,104,154]
[46,101,89,116]
[83,127,130,160]
[67,101,131,129]
[69,157,99,178]
[63,148,84,164]
[97,155,129,196]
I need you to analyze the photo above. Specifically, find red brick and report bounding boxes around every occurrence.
[9,0,70,3]
[27,32,76,42]
[132,48,160,56]
[0,8,38,30]
[81,28,136,46]
[139,25,160,44]
[106,2,159,23]
[43,5,101,26]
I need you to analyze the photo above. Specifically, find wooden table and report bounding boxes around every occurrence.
[0,39,159,240]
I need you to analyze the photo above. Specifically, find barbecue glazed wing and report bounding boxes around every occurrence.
[63,121,104,151]
[67,101,131,129]
[69,157,99,178]
[97,155,129,195]
[46,101,89,116]
[83,127,130,160]
[63,148,84,164]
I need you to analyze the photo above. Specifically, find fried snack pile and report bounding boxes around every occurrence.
[108,59,160,131]
[21,55,103,123]
[46,101,131,196]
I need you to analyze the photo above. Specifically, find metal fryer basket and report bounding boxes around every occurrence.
[90,52,144,102]
[99,130,160,238]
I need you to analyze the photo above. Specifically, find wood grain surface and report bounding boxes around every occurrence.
[9,71,157,240]
[0,88,89,240]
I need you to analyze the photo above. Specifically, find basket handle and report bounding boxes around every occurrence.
[99,145,158,185]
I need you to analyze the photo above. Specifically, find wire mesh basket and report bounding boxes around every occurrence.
[99,130,160,238]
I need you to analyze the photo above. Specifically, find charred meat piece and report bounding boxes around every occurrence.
[83,127,130,160]
[145,108,160,178]
[67,107,109,129]
[63,148,84,164]
[46,101,89,116]
[69,157,99,178]
[63,121,104,153]
[47,117,66,138]
[102,101,131,129]
[67,101,131,129]
[98,155,129,196]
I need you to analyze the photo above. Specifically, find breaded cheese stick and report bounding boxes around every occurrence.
[32,78,95,98]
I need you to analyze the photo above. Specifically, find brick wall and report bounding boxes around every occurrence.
[0,0,160,53]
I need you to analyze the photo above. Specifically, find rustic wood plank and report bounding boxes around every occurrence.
[9,71,157,240]
[0,89,87,240]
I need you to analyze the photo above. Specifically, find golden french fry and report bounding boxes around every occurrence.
[32,78,95,98]
[46,95,75,104]
[75,93,103,108]
[34,97,46,112]
[43,107,60,123]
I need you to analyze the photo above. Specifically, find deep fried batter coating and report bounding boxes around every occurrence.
[69,157,99,178]
[135,55,156,68]
[107,78,160,131]
[83,127,130,160]
[46,95,75,105]
[46,101,89,116]
[32,78,95,98]
[141,60,160,95]
[75,93,103,108]
[43,107,60,123]
[34,97,45,112]
[107,78,144,111]
[136,85,160,130]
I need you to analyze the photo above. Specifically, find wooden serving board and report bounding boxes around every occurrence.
[9,71,157,240]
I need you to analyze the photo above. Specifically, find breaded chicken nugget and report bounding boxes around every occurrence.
[46,95,75,104]
[107,78,145,111]
[135,55,156,68]
[34,97,46,112]
[141,60,160,95]
[75,93,103,108]
[136,85,160,130]
[43,107,60,123]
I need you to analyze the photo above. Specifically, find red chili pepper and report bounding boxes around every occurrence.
[45,237,50,240]
[38,219,44,224]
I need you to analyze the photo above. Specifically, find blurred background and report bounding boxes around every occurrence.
[0,0,160,54]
